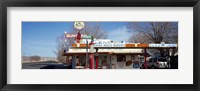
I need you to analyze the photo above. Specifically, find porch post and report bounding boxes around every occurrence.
[144,48,147,69]
[95,48,99,69]
[89,54,94,69]
[89,36,95,69]
[95,56,99,69]
[72,55,76,69]
[108,52,113,69]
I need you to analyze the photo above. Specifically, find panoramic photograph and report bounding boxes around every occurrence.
[22,21,178,69]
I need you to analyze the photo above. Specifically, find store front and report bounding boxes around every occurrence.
[64,49,148,69]
[63,39,176,69]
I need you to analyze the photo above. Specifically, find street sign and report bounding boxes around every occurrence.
[81,35,92,39]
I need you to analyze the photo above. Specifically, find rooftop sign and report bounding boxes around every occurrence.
[92,39,125,47]
[95,43,125,47]
[71,43,177,49]
[70,39,177,48]
[65,34,92,39]
[149,44,177,47]
[74,22,85,30]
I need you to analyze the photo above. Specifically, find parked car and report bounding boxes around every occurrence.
[146,58,158,69]
[169,55,178,69]
[138,56,144,68]
[40,64,72,69]
[141,57,168,69]
[157,57,169,68]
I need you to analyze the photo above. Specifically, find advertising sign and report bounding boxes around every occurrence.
[94,40,125,47]
[65,34,91,39]
[149,44,177,47]
[74,22,85,30]
[132,61,140,69]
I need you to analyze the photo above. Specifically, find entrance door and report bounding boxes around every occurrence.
[98,54,108,69]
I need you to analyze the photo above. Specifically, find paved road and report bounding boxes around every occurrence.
[22,61,70,69]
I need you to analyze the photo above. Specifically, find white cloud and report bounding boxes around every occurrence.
[107,26,131,42]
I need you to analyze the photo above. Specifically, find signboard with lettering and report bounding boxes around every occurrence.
[149,44,177,47]
[70,38,177,48]
[82,35,92,39]
[65,34,91,39]
[74,22,85,30]
[80,39,125,47]
[66,34,76,38]
[94,39,125,47]
[94,43,125,47]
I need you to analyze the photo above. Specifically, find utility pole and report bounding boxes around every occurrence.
[144,48,147,69]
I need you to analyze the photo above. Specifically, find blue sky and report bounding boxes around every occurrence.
[22,22,131,57]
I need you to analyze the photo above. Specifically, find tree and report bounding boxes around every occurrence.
[127,22,178,57]
[80,23,107,39]
[71,23,107,39]
[29,55,41,61]
[54,23,107,63]
[54,34,67,63]
[128,22,178,43]
[128,32,152,43]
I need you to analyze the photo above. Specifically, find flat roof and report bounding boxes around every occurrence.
[63,52,150,56]
[71,43,178,49]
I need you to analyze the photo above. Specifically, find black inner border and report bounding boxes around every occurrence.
[0,0,199,91]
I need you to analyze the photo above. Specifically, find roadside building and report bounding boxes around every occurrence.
[63,39,152,69]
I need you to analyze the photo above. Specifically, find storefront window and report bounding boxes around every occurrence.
[79,55,86,66]
[99,55,107,66]
[76,56,79,66]
[131,55,135,60]
[117,55,126,62]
